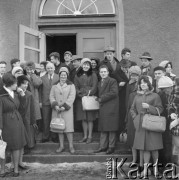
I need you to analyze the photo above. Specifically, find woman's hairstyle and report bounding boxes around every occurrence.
[99,65,109,72]
[138,75,153,91]
[40,61,48,69]
[76,62,92,77]
[91,57,100,69]
[165,62,173,69]
[2,73,17,87]
[17,75,29,87]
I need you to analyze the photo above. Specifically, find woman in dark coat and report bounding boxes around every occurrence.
[130,75,163,176]
[125,66,141,163]
[94,65,119,154]
[74,58,98,144]
[0,74,27,177]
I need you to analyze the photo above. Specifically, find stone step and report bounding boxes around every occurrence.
[23,153,132,163]
[30,142,130,154]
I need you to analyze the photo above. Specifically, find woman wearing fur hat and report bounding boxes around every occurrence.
[159,61,176,82]
[50,67,76,154]
[157,76,179,167]
[125,66,141,164]
[74,58,98,144]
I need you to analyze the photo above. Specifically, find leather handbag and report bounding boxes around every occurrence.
[0,135,7,159]
[142,108,166,132]
[50,113,65,131]
[82,91,99,111]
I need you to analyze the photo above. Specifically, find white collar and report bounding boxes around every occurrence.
[3,86,14,98]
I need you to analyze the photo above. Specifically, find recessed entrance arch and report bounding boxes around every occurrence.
[29,0,124,61]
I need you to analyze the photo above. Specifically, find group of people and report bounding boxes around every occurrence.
[0,47,179,177]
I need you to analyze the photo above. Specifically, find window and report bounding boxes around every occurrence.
[40,0,115,17]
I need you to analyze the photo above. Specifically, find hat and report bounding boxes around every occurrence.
[81,58,91,66]
[25,61,35,70]
[64,51,72,56]
[119,59,131,68]
[140,52,153,60]
[154,66,166,72]
[129,66,141,75]
[159,60,169,68]
[12,67,23,76]
[104,46,115,52]
[71,55,82,62]
[158,76,174,88]
[59,66,69,75]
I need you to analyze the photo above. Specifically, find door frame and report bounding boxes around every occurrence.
[30,0,124,60]
[40,25,115,58]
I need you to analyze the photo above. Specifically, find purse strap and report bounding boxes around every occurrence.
[155,107,161,117]
[87,90,91,96]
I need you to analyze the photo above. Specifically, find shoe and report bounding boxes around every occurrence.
[42,139,49,143]
[56,147,65,153]
[0,172,10,177]
[93,148,107,153]
[79,137,87,143]
[18,164,28,170]
[69,147,75,154]
[12,172,20,177]
[106,148,115,154]
[86,138,92,144]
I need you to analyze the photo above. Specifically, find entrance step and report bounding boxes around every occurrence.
[30,142,130,154]
[23,153,132,164]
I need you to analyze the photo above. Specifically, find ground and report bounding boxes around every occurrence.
[2,162,179,180]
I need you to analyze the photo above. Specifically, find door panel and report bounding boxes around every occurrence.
[19,24,46,63]
[77,29,114,61]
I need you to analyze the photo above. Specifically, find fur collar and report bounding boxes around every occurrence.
[137,89,154,95]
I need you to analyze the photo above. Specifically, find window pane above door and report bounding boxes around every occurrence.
[40,0,115,16]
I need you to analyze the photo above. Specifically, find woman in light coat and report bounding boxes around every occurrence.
[130,75,163,176]
[50,67,76,154]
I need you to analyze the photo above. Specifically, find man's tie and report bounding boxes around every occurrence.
[49,75,52,86]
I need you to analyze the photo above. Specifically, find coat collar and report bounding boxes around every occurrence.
[137,89,153,95]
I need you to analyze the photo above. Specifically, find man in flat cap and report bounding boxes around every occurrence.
[100,46,131,139]
[70,55,82,82]
[64,51,74,72]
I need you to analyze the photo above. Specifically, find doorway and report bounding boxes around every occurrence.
[46,35,76,62]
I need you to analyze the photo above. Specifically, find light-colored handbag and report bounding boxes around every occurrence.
[50,113,65,131]
[142,107,166,132]
[82,91,99,111]
[0,135,7,159]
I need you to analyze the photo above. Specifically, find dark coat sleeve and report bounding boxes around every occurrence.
[30,94,36,125]
[89,73,98,96]
[0,99,3,129]
[100,79,118,103]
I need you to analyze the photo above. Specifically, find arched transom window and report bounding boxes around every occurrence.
[40,0,115,16]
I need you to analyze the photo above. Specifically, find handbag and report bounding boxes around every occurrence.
[119,131,127,143]
[171,124,179,136]
[50,113,65,131]
[142,107,166,132]
[0,135,7,159]
[82,91,99,111]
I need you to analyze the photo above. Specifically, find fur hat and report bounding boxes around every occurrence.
[159,60,169,68]
[81,58,91,66]
[12,67,23,76]
[158,76,174,88]
[129,66,141,75]
[59,66,69,75]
